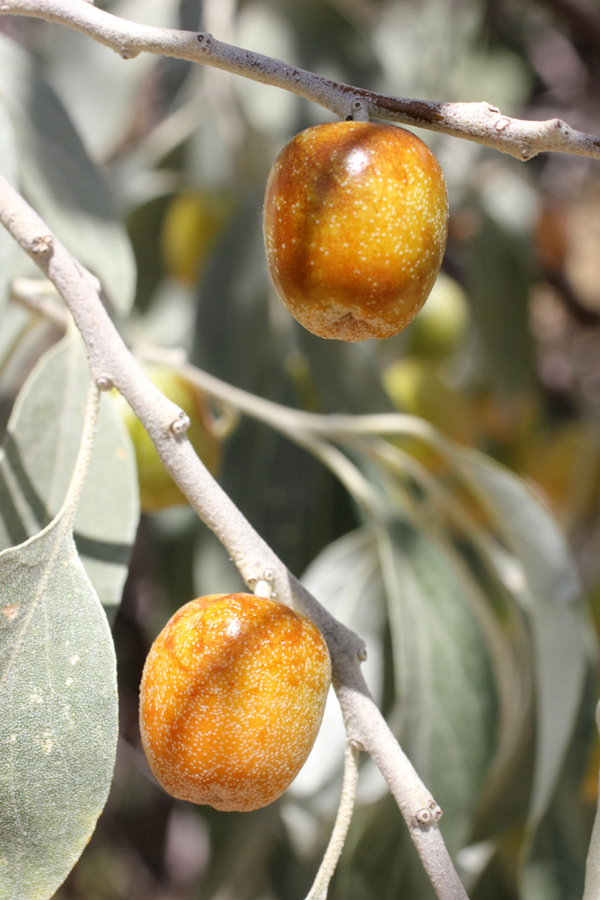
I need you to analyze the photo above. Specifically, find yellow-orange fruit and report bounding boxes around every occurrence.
[263,121,449,341]
[139,593,332,812]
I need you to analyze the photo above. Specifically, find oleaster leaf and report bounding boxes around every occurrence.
[377,518,497,854]
[293,520,497,857]
[0,332,139,617]
[442,442,589,828]
[0,33,136,314]
[290,527,386,801]
[0,408,118,900]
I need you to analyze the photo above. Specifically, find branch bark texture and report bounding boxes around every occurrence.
[2,0,600,160]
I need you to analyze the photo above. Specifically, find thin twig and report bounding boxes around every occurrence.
[10,278,70,330]
[305,741,359,900]
[1,0,600,160]
[136,345,439,443]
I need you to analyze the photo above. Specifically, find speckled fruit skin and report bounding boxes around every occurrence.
[139,593,332,812]
[263,121,449,341]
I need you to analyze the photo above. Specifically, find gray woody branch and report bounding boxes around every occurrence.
[2,0,600,161]
[0,175,470,900]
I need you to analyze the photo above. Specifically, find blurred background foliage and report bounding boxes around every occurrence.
[2,0,600,898]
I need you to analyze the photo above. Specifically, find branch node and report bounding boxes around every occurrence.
[414,801,443,827]
[170,411,190,435]
[197,33,214,52]
[251,567,277,599]
[119,47,140,60]
[346,98,369,122]
[30,235,54,256]
[95,375,114,391]
[494,116,511,132]
[553,117,568,135]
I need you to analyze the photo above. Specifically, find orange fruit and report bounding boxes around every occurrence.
[139,593,332,811]
[263,121,449,341]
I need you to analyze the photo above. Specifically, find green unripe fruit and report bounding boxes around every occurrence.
[161,189,234,285]
[114,367,220,513]
[406,273,470,359]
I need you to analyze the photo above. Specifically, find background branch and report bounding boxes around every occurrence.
[534,0,600,53]
[2,0,600,160]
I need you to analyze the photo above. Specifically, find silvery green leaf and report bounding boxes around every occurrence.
[0,333,139,616]
[289,527,386,801]
[379,519,497,853]
[41,0,183,160]
[0,512,118,900]
[0,33,136,314]
[443,443,588,827]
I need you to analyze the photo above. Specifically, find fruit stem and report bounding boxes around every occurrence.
[304,740,359,900]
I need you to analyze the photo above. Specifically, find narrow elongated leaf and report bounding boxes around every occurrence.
[0,33,136,314]
[0,512,118,900]
[468,213,535,392]
[193,191,279,393]
[378,519,497,852]
[291,522,497,854]
[0,333,139,615]
[0,303,32,387]
[290,528,386,800]
[443,444,588,826]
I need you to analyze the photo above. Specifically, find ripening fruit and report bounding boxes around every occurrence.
[263,121,449,341]
[161,189,234,285]
[139,593,332,812]
[382,357,474,444]
[114,367,220,513]
[406,273,470,359]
